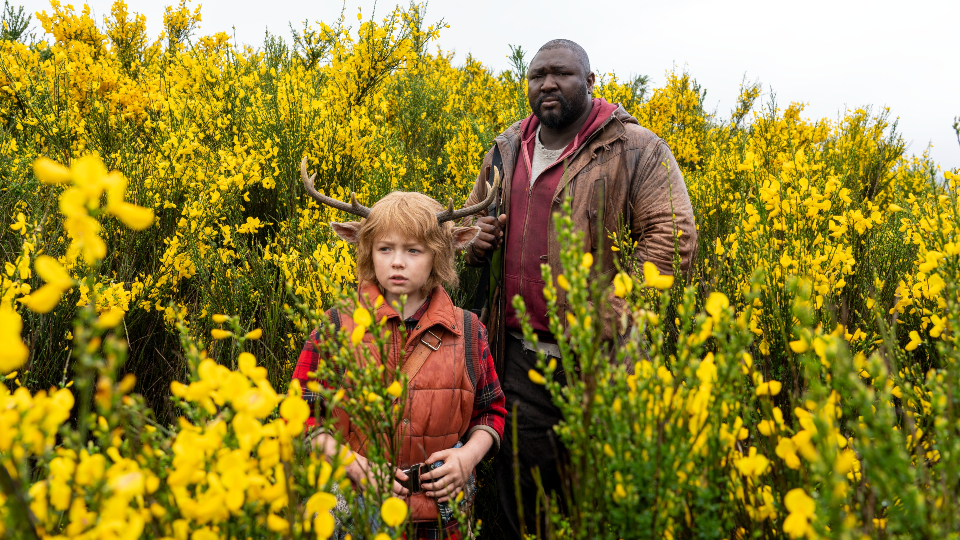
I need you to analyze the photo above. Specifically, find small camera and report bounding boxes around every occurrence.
[398,463,426,493]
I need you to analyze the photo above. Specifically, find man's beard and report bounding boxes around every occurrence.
[533,83,590,129]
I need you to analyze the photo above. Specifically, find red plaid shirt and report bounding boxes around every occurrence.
[291,297,506,539]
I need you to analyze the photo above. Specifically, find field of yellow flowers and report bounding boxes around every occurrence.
[2,1,960,539]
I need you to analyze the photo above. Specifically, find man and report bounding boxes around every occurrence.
[462,39,697,538]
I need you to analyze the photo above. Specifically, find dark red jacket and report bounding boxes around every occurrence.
[503,98,619,333]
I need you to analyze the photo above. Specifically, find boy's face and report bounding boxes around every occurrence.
[372,231,434,303]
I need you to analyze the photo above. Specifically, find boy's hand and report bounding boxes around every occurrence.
[420,443,486,503]
[470,214,507,261]
[391,468,411,498]
[346,453,410,497]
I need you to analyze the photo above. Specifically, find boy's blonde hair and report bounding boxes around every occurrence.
[334,192,480,294]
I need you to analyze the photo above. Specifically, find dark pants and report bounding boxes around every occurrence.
[494,334,567,540]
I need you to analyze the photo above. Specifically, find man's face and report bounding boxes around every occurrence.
[527,48,594,129]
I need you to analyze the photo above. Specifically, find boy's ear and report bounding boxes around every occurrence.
[451,226,481,251]
[330,222,362,243]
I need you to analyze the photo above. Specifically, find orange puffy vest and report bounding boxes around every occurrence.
[331,283,478,522]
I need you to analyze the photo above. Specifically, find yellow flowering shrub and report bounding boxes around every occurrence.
[2,1,960,538]
[512,196,960,538]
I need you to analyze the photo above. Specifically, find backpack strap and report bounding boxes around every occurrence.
[328,308,342,334]
[462,308,478,390]
[400,326,445,383]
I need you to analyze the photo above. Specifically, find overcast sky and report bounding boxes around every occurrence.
[22,0,960,171]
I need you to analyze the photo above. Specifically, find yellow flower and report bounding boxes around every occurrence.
[314,511,335,540]
[33,156,72,184]
[23,283,66,313]
[581,252,593,269]
[642,261,674,290]
[834,448,858,475]
[212,314,229,323]
[789,339,809,353]
[380,496,408,528]
[306,492,338,515]
[9,212,26,232]
[776,437,800,469]
[557,274,570,291]
[386,380,402,398]
[782,488,815,538]
[735,447,770,478]
[245,328,263,340]
[211,329,233,340]
[109,202,155,230]
[613,272,633,298]
[758,420,776,436]
[756,381,782,396]
[905,330,921,351]
[35,255,73,289]
[0,306,29,374]
[528,369,546,385]
[353,307,373,327]
[704,292,729,319]
[930,314,946,338]
[75,451,106,486]
[118,374,137,394]
[238,352,267,382]
[64,214,107,263]
[280,395,310,434]
[95,307,126,329]
[71,154,108,194]
[59,187,87,218]
[23,255,74,313]
[267,513,290,532]
[351,325,366,345]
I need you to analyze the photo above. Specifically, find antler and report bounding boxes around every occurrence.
[436,166,502,224]
[300,157,371,219]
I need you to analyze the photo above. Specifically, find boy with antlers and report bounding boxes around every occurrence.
[291,158,507,538]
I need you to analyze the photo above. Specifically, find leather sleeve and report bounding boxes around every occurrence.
[628,139,698,279]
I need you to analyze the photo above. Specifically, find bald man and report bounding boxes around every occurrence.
[463,39,698,538]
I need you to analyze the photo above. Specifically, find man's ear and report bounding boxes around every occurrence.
[330,222,362,243]
[451,226,481,251]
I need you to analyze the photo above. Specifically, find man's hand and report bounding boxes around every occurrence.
[471,214,507,261]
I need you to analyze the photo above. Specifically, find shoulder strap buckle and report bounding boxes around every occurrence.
[420,330,442,351]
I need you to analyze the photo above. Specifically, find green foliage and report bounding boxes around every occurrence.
[1,1,31,43]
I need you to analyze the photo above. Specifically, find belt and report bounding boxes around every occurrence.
[507,329,562,359]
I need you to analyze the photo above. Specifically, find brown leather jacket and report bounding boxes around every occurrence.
[333,283,477,522]
[464,106,698,366]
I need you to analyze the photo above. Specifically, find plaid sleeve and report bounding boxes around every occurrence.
[292,329,325,430]
[465,321,507,458]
